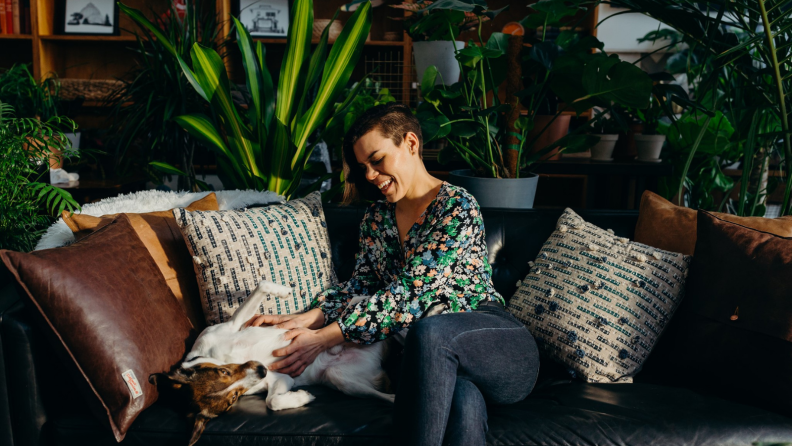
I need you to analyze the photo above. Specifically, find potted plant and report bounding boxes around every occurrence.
[0,64,71,171]
[121,0,373,198]
[634,94,667,162]
[589,112,623,162]
[0,101,81,252]
[416,1,652,208]
[391,0,505,87]
[109,0,222,192]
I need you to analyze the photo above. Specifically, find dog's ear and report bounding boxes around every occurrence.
[188,413,211,446]
[167,368,195,385]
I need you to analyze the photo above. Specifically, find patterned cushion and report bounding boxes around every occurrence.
[507,208,691,383]
[173,192,337,326]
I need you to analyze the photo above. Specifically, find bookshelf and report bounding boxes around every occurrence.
[0,0,598,119]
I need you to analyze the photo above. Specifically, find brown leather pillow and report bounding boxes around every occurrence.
[643,211,792,416]
[633,190,792,255]
[0,214,195,441]
[61,193,218,330]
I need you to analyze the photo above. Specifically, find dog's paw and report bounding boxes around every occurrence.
[268,390,315,411]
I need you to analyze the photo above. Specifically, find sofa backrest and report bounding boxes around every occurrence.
[323,205,640,302]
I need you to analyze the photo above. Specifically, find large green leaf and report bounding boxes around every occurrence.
[190,43,260,181]
[233,17,264,131]
[578,56,652,108]
[276,0,313,126]
[291,1,372,167]
[118,3,207,101]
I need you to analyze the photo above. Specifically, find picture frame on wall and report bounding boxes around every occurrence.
[235,0,289,38]
[55,0,120,36]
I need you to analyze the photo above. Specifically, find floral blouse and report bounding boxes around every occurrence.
[310,182,504,344]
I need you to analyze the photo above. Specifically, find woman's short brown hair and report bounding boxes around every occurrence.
[341,103,423,203]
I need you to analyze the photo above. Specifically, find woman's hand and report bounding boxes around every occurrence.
[245,307,325,330]
[269,323,345,377]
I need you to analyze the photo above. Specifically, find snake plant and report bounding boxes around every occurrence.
[119,0,372,198]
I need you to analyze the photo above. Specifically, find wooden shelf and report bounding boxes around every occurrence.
[0,34,33,40]
[38,35,137,42]
[253,38,405,46]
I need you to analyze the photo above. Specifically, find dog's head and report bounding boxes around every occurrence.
[150,360,267,446]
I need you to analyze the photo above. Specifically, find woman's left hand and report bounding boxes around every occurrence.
[270,324,345,378]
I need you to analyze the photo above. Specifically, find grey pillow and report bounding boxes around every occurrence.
[507,208,691,383]
[174,192,338,326]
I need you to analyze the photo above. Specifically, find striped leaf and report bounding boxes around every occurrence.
[118,3,208,101]
[190,44,261,181]
[292,2,372,168]
[276,0,312,126]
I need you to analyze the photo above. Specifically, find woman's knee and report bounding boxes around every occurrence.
[405,314,453,348]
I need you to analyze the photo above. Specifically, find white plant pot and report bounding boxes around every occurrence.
[590,134,619,161]
[634,134,666,162]
[413,40,464,86]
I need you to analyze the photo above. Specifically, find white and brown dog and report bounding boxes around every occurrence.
[151,281,402,445]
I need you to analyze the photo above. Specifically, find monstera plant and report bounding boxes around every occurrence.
[120,0,372,198]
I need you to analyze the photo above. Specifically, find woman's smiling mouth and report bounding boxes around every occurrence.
[377,179,393,193]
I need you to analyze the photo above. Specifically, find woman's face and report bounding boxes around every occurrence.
[353,129,420,203]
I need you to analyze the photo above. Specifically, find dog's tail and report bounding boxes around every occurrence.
[230,280,293,331]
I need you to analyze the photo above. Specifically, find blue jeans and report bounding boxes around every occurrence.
[392,304,540,446]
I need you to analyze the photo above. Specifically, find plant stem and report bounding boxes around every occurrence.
[758,0,792,215]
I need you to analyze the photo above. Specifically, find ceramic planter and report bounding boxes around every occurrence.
[528,114,571,161]
[449,169,539,209]
[613,123,644,160]
[413,40,464,86]
[634,134,666,162]
[590,134,619,161]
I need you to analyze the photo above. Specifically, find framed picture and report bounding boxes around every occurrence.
[56,0,120,36]
[235,0,289,38]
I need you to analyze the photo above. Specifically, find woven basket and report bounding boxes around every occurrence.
[313,19,343,41]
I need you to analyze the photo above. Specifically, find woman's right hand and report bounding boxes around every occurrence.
[245,307,325,330]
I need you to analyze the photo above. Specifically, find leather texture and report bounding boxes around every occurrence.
[2,206,792,446]
[0,214,196,442]
[633,190,792,255]
[643,211,792,418]
[61,193,219,330]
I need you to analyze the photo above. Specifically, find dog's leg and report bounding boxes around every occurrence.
[264,371,315,411]
[325,367,395,404]
[229,280,293,331]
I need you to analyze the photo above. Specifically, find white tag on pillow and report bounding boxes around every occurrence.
[122,370,144,399]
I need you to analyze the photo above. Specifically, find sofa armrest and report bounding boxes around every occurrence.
[0,267,48,446]
[0,269,17,446]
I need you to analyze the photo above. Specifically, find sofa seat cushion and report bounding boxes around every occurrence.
[44,382,792,446]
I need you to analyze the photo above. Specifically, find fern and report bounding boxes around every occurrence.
[0,100,81,252]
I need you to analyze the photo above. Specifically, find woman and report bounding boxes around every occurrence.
[247,103,540,446]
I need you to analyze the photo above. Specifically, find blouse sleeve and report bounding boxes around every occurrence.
[310,205,382,326]
[336,191,486,344]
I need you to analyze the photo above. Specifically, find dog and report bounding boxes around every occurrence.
[151,280,431,446]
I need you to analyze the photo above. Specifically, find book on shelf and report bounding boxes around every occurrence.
[3,0,10,34]
[12,0,19,34]
[0,0,30,34]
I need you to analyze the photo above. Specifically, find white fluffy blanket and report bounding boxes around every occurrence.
[35,189,284,251]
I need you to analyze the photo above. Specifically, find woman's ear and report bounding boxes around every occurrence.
[404,132,420,155]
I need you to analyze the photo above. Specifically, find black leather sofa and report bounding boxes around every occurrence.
[2,205,792,446]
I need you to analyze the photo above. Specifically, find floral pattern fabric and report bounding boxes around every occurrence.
[311,182,504,344]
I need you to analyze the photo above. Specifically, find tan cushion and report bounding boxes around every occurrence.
[0,214,195,441]
[633,191,792,255]
[61,193,218,330]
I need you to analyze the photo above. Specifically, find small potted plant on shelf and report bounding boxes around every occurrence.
[589,112,624,162]
[634,94,667,162]
[391,0,505,86]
